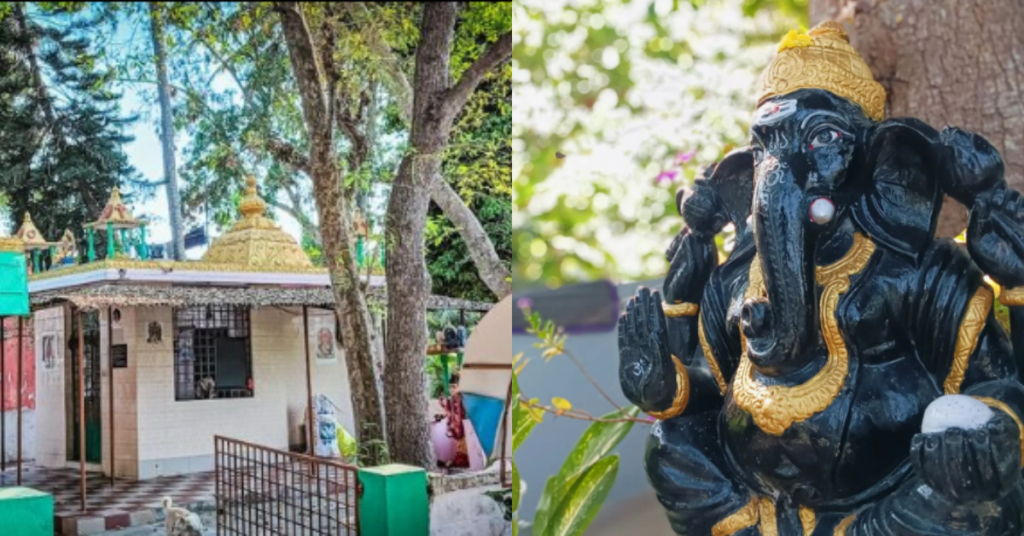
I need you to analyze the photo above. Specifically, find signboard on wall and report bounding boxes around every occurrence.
[111,344,128,368]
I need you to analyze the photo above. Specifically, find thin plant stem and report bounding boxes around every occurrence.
[562,348,627,413]
[517,396,650,424]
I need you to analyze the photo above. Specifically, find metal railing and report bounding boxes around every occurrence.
[215,436,361,535]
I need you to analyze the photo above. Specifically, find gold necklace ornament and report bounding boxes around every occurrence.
[732,233,876,436]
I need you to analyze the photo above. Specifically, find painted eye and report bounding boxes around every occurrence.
[809,129,840,149]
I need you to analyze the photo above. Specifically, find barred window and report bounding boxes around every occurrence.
[173,305,254,401]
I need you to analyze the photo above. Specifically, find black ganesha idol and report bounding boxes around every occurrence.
[618,22,1024,536]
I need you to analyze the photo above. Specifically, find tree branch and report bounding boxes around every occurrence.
[264,137,311,175]
[339,2,414,123]
[429,176,511,298]
[439,32,512,127]
[275,2,331,138]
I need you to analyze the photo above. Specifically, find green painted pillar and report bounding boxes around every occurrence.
[139,225,148,260]
[31,250,40,274]
[359,465,428,536]
[47,246,55,271]
[86,228,96,262]
[120,228,128,256]
[356,236,365,267]
[0,487,54,535]
[105,222,115,259]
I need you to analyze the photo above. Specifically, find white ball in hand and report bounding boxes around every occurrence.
[921,394,994,434]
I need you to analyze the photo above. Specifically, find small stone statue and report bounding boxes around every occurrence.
[55,229,77,267]
[619,22,1024,535]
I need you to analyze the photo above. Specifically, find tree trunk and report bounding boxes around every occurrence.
[811,0,1024,237]
[149,4,186,260]
[382,3,461,469]
[277,2,386,453]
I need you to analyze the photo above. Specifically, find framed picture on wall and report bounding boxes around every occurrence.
[311,315,337,364]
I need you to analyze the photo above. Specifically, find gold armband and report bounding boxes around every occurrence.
[662,301,699,317]
[999,287,1024,307]
[647,355,690,420]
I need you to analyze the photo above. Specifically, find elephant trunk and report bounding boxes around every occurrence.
[743,165,815,376]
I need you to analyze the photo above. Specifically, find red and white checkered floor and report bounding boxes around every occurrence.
[0,464,214,535]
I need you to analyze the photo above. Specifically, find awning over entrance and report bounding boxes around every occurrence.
[30,284,494,312]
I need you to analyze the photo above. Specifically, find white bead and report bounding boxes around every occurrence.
[809,197,835,225]
[921,395,994,434]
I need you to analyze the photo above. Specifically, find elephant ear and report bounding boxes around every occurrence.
[705,147,755,236]
[851,118,942,259]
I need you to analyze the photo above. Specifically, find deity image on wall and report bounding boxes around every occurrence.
[314,320,337,363]
[147,321,162,344]
[41,335,55,370]
[617,21,1024,536]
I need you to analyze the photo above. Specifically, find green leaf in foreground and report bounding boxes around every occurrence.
[512,374,538,450]
[547,455,620,536]
[531,406,639,535]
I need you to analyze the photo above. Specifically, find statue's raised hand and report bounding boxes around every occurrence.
[618,287,676,411]
[663,180,724,304]
[911,407,1021,503]
[967,187,1024,289]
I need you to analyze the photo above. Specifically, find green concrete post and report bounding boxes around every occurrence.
[31,250,39,274]
[106,222,114,259]
[139,225,148,259]
[0,487,54,535]
[86,228,95,262]
[441,354,451,397]
[120,228,128,256]
[356,236,365,267]
[359,464,428,536]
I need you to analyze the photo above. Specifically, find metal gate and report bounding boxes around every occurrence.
[214,436,361,535]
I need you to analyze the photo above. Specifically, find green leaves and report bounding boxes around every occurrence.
[512,375,539,450]
[546,456,620,536]
[531,406,639,536]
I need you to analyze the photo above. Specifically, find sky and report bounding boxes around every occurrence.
[105,11,305,261]
[119,84,305,261]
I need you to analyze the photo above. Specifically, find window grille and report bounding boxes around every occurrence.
[174,305,253,400]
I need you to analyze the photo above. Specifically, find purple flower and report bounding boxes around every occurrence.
[655,170,679,183]
[517,297,533,310]
[675,150,697,165]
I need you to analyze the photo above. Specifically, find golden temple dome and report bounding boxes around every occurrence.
[16,212,51,250]
[202,176,313,269]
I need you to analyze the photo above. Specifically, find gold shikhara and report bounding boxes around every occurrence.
[757,21,886,121]
[202,176,314,269]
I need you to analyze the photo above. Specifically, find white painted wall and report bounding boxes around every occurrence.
[32,306,64,467]
[30,304,356,480]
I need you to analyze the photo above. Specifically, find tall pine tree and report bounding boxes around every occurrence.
[0,4,136,241]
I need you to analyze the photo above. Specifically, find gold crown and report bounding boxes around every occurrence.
[757,21,886,121]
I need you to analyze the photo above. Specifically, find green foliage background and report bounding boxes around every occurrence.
[513,0,801,290]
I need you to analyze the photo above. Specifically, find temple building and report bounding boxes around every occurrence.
[12,178,491,481]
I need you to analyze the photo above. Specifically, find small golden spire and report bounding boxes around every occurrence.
[16,211,49,248]
[86,185,143,229]
[238,176,269,219]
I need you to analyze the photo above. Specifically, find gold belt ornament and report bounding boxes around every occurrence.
[732,233,876,436]
[711,497,818,536]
